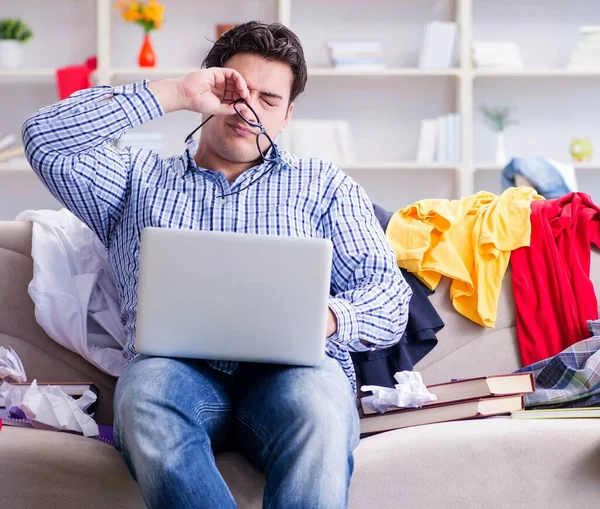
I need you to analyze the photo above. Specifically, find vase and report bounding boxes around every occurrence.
[0,41,22,68]
[138,33,156,68]
[494,132,507,165]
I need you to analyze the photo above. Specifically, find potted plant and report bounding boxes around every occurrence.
[480,105,518,165]
[0,18,33,68]
[115,0,165,68]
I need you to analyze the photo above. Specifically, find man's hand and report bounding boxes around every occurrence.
[147,68,250,115]
[326,307,338,338]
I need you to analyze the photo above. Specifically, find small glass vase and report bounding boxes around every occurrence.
[495,131,507,165]
[138,32,156,68]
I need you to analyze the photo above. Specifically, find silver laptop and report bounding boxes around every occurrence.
[135,227,332,366]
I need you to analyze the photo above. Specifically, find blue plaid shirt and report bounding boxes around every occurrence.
[516,320,600,408]
[22,80,412,391]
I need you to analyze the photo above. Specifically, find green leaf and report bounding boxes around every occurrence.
[0,18,34,42]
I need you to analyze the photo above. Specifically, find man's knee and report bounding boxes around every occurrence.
[277,359,359,446]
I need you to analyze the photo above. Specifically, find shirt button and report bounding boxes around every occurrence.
[221,197,227,204]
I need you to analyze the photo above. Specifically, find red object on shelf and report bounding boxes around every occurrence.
[55,56,97,100]
[138,33,156,68]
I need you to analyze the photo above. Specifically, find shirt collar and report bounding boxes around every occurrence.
[182,139,292,176]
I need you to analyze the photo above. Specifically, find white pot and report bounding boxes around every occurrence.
[0,40,22,68]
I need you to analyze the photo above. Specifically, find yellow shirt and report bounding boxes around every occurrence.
[386,187,543,327]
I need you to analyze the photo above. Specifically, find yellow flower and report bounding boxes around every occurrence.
[142,1,165,25]
[114,0,165,30]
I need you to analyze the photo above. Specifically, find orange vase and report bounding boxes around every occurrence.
[138,32,156,68]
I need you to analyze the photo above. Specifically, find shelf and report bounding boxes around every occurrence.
[343,162,459,171]
[308,68,460,77]
[476,162,600,171]
[0,68,56,79]
[109,67,461,80]
[473,68,600,78]
[109,67,200,79]
[0,160,32,172]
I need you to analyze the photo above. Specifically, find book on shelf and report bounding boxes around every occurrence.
[361,372,535,416]
[416,113,461,164]
[418,22,458,68]
[0,382,98,408]
[326,41,385,70]
[360,394,525,435]
[472,41,523,69]
[286,119,357,167]
[511,407,600,420]
[567,25,600,70]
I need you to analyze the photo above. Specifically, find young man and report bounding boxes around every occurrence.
[22,22,411,509]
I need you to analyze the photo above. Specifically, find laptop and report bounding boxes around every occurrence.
[135,227,332,366]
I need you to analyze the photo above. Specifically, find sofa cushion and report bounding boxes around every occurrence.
[349,417,600,508]
[214,417,600,509]
[0,427,144,509]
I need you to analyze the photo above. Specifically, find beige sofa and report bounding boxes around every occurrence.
[1,220,600,509]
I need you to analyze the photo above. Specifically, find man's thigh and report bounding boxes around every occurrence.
[232,356,360,468]
[114,355,234,455]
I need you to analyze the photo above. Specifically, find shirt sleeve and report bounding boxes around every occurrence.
[322,177,412,357]
[21,80,163,246]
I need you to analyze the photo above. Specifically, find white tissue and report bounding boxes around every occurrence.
[0,346,27,383]
[0,380,99,437]
[361,371,437,413]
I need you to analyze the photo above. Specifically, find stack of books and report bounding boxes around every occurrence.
[359,372,535,436]
[418,21,458,68]
[326,41,385,71]
[416,113,461,164]
[567,25,600,70]
[472,42,523,69]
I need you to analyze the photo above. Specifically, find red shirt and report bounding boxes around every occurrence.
[511,192,600,366]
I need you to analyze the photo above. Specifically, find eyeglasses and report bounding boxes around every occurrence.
[184,98,278,163]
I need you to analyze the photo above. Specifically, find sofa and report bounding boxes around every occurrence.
[1,219,600,509]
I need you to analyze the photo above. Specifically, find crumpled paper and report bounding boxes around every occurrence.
[0,346,27,383]
[0,380,99,437]
[361,371,437,413]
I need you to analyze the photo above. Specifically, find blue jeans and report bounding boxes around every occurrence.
[113,355,360,509]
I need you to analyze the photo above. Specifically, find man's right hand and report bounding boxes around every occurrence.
[147,68,250,116]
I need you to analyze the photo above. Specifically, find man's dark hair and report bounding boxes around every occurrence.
[202,21,307,104]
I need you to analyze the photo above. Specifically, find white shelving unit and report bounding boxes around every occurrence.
[0,68,55,78]
[476,162,600,172]
[1,0,599,216]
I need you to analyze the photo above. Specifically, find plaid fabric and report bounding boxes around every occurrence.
[516,320,600,408]
[22,80,412,392]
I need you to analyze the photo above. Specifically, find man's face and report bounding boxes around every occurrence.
[199,53,295,165]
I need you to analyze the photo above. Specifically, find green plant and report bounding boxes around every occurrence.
[0,18,34,43]
[480,105,518,132]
